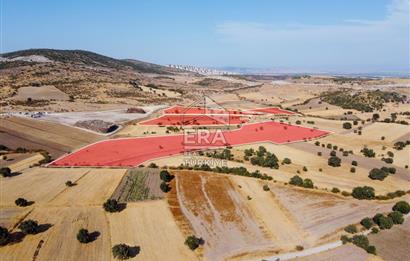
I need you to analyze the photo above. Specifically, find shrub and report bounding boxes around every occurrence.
[388,211,404,224]
[360,218,374,229]
[289,175,303,186]
[351,234,369,249]
[328,156,341,167]
[317,152,322,156]
[302,179,314,188]
[15,198,29,207]
[282,158,292,164]
[331,187,340,193]
[103,199,123,213]
[263,184,270,191]
[330,150,337,156]
[351,160,358,166]
[392,201,410,214]
[343,122,352,129]
[361,147,375,157]
[352,186,375,200]
[366,245,376,255]
[382,157,393,164]
[302,166,308,172]
[340,235,351,244]
[0,226,10,246]
[160,182,171,193]
[18,219,39,234]
[159,170,174,182]
[112,244,134,259]
[77,229,92,243]
[341,191,351,197]
[0,167,11,177]
[373,214,393,230]
[148,163,158,168]
[295,245,304,251]
[344,224,357,234]
[314,141,320,146]
[371,227,379,234]
[65,180,75,187]
[350,167,356,173]
[368,168,388,181]
[185,235,201,250]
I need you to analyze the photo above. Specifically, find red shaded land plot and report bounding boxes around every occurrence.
[248,107,296,115]
[50,121,329,167]
[139,114,249,126]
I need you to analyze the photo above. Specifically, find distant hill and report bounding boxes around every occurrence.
[1,48,178,74]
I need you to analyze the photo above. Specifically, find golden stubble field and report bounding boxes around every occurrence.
[164,171,407,261]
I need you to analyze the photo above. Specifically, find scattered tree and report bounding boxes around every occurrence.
[15,198,29,207]
[388,211,404,224]
[352,186,375,200]
[185,235,202,250]
[392,201,410,214]
[103,199,124,213]
[360,218,374,229]
[328,156,341,167]
[0,226,10,246]
[18,219,39,234]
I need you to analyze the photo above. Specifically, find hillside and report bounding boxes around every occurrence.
[0,48,176,74]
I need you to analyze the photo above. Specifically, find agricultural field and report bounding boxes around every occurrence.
[0,48,409,261]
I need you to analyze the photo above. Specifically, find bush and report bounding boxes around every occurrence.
[289,175,303,186]
[295,245,304,251]
[330,150,337,156]
[0,167,11,177]
[382,157,393,164]
[343,122,352,129]
[352,186,375,200]
[263,184,270,191]
[18,219,39,234]
[351,234,369,249]
[360,218,374,229]
[160,182,171,193]
[148,163,158,168]
[282,158,292,164]
[328,156,341,167]
[344,224,357,234]
[0,226,10,246]
[103,199,123,213]
[302,166,308,172]
[373,214,393,230]
[366,245,376,255]
[302,179,314,188]
[388,211,404,224]
[350,167,356,173]
[112,244,134,259]
[371,227,379,234]
[331,187,340,193]
[361,147,375,157]
[15,198,29,207]
[159,170,174,182]
[65,180,75,187]
[368,168,388,181]
[392,201,410,214]
[351,160,358,166]
[185,235,201,250]
[77,229,92,243]
[340,235,351,244]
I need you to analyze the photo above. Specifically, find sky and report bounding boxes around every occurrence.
[1,0,409,74]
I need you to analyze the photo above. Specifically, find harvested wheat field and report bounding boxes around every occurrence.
[108,200,198,261]
[368,217,410,261]
[171,171,273,261]
[0,206,112,261]
[0,167,92,206]
[48,168,126,206]
[0,116,103,157]
[0,152,44,173]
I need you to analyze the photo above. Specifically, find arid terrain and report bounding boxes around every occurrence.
[1,49,409,261]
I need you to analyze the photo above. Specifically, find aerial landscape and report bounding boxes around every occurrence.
[0,1,409,261]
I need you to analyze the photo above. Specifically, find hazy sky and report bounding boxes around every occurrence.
[1,0,409,73]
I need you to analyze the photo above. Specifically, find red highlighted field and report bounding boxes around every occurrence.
[50,121,329,167]
[139,114,249,126]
